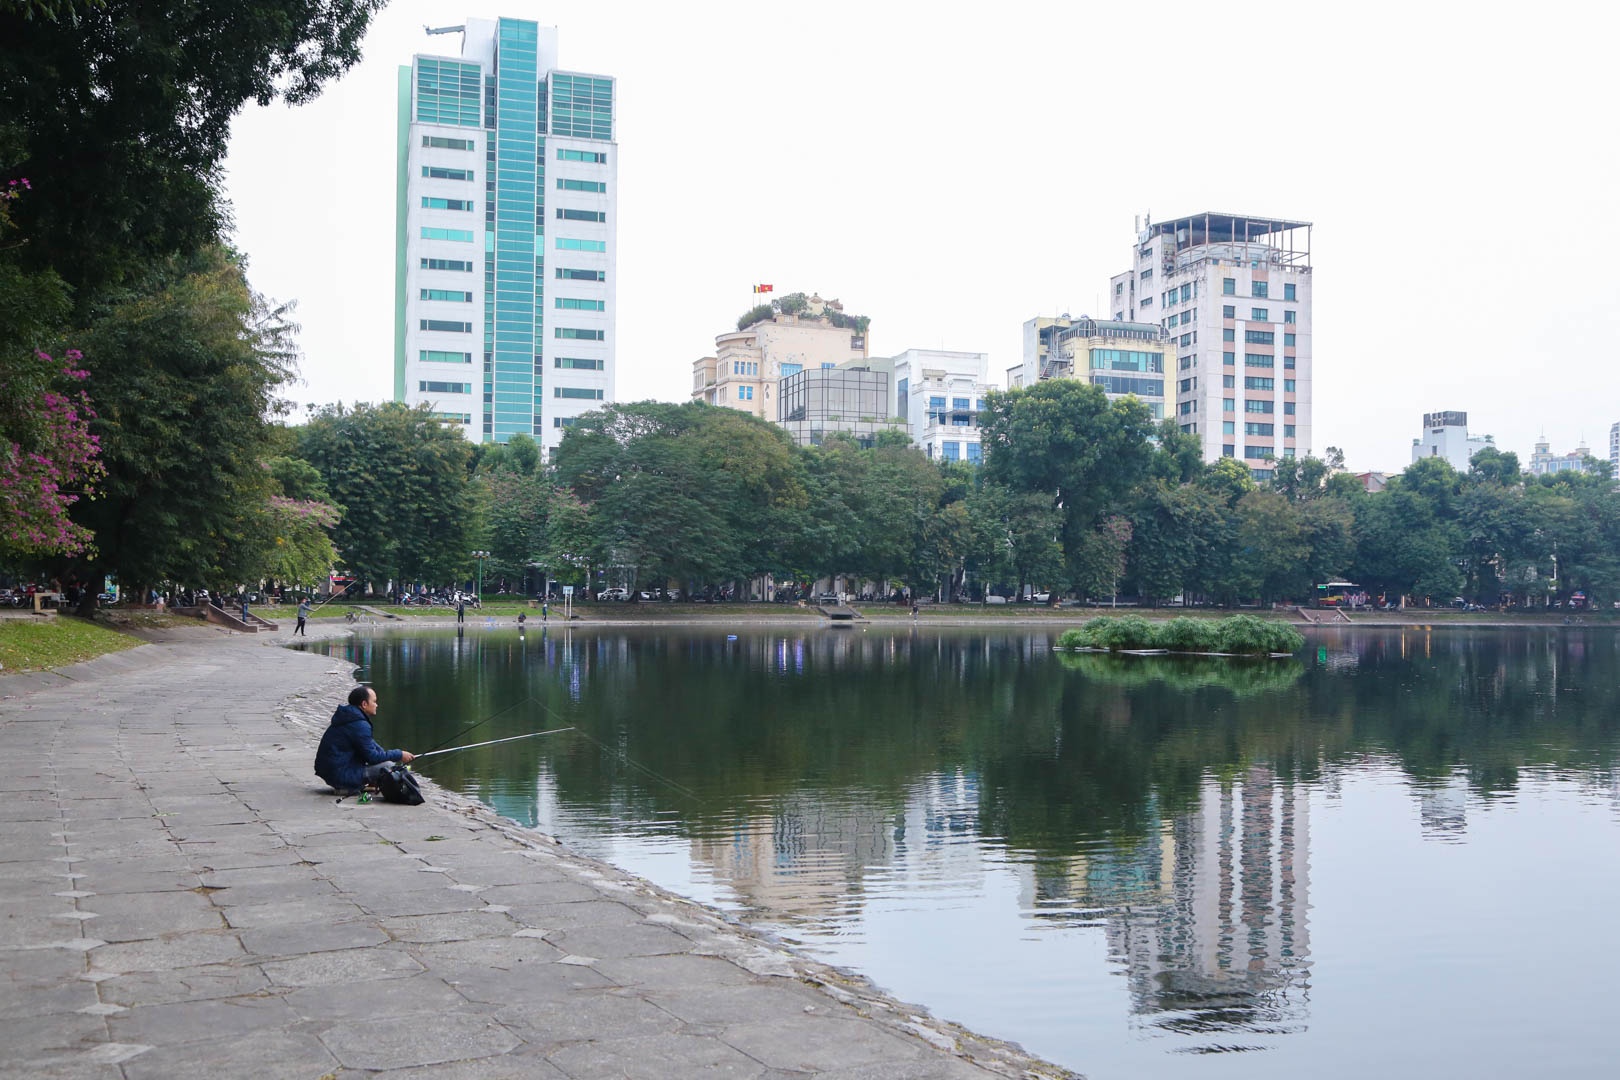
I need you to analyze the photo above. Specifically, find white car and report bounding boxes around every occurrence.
[984,594,1008,605]
[598,587,629,601]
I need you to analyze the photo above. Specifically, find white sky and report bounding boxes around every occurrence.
[223,0,1617,475]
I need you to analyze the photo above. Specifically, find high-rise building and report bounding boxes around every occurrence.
[1609,422,1618,476]
[395,17,615,451]
[1110,212,1313,478]
[1411,410,1494,472]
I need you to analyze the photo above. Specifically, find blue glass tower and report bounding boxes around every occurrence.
[396,17,615,452]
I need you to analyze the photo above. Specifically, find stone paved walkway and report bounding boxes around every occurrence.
[0,635,1073,1079]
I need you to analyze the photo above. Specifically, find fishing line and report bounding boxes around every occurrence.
[501,693,706,804]
[420,695,536,754]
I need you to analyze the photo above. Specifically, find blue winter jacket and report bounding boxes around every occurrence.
[313,704,402,790]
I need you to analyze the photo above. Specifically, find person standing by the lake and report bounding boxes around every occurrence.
[295,597,310,636]
[456,598,466,624]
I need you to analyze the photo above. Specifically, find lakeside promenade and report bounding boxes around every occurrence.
[0,626,1071,1079]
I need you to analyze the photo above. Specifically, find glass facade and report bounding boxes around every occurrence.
[549,74,613,140]
[416,59,483,127]
[488,18,542,442]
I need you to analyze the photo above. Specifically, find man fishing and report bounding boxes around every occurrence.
[314,686,415,796]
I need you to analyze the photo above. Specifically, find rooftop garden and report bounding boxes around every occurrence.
[737,292,871,334]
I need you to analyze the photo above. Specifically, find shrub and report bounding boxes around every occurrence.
[1155,617,1221,652]
[1056,614,1304,655]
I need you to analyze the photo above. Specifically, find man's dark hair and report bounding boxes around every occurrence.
[348,685,373,708]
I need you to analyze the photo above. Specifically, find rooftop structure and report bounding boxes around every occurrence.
[1411,410,1494,473]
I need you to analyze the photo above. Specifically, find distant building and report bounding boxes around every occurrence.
[1355,471,1390,493]
[1008,316,1174,422]
[777,366,901,448]
[1528,435,1593,476]
[1610,421,1618,475]
[692,295,867,419]
[888,349,993,464]
[1109,212,1314,479]
[394,16,616,450]
[1411,411,1494,472]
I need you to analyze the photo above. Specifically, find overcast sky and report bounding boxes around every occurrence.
[222,0,1615,475]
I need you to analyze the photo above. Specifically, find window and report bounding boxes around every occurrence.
[422,166,474,181]
[555,238,607,252]
[421,227,473,242]
[1284,401,1297,415]
[557,148,608,163]
[1223,421,1235,435]
[1223,328,1236,342]
[419,350,472,364]
[557,178,607,193]
[1179,332,1193,346]
[731,361,758,375]
[418,380,471,394]
[553,416,578,428]
[556,268,605,282]
[1140,268,1153,280]
[1223,398,1235,412]
[1246,376,1274,390]
[1284,356,1296,369]
[1223,444,1235,457]
[555,357,604,370]
[555,297,605,311]
[1252,281,1269,298]
[952,397,971,411]
[1244,445,1273,459]
[1245,354,1274,368]
[1180,284,1192,302]
[1114,282,1123,296]
[1223,351,1235,365]
[1284,283,1297,301]
[1223,278,1236,295]
[1245,330,1275,344]
[780,362,802,376]
[1223,374,1235,388]
[421,197,473,211]
[556,208,606,222]
[966,443,983,465]
[1223,305,1235,318]
[1284,310,1296,324]
[1181,423,1198,435]
[1285,424,1297,438]
[1090,348,1164,373]
[420,288,472,302]
[555,327,604,340]
[942,441,961,462]
[1140,297,1153,308]
[1245,422,1275,436]
[421,258,473,272]
[556,387,606,400]
[1180,377,1196,392]
[423,135,475,151]
[1282,448,1296,459]
[1251,308,1269,321]
[1179,355,1195,371]
[1090,375,1164,397]
[1179,311,1192,325]
[419,319,471,333]
[1284,333,1296,346]
[736,386,753,401]
[433,412,472,424]
[1284,379,1296,392]
[1179,401,1195,415]
[1245,400,1275,414]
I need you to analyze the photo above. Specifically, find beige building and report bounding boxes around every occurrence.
[1007,315,1176,421]
[691,294,868,419]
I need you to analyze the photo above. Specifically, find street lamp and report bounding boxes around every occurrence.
[471,550,490,602]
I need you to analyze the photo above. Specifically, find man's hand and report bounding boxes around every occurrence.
[400,751,415,764]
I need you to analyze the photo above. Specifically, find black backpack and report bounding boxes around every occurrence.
[376,762,424,805]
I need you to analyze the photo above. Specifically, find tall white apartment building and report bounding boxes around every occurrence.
[1110,213,1312,478]
[394,16,615,451]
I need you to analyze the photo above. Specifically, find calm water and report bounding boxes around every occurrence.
[300,625,1620,1079]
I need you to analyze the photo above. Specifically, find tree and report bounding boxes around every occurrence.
[55,246,295,599]
[295,402,477,588]
[0,0,385,297]
[980,380,1156,556]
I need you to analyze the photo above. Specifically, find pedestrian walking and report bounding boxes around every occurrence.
[295,597,311,636]
[240,595,250,623]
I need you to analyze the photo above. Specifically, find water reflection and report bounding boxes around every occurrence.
[296,625,1620,1078]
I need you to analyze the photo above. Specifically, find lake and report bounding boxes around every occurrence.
[299,624,1620,1079]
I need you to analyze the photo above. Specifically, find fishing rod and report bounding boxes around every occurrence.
[414,726,574,760]
[419,695,535,754]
